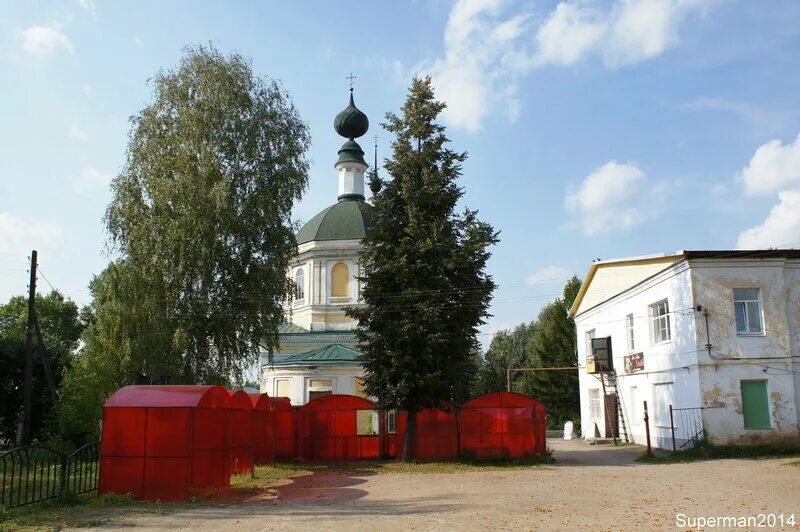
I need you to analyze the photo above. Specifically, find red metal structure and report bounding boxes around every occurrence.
[248,393,275,465]
[386,405,459,461]
[272,397,296,461]
[99,385,231,501]
[227,390,254,475]
[459,392,547,459]
[297,395,379,461]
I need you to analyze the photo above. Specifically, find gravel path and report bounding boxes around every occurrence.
[76,439,800,531]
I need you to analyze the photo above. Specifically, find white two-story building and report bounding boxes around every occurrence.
[570,250,800,448]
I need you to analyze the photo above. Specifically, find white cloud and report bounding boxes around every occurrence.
[69,125,88,142]
[526,265,573,286]
[535,2,605,66]
[73,166,112,193]
[739,134,800,196]
[78,0,97,19]
[133,35,143,48]
[81,84,95,98]
[420,0,711,132]
[565,161,648,236]
[19,25,75,56]
[736,132,800,249]
[737,190,800,249]
[0,213,64,257]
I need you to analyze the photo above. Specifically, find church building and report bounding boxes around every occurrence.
[259,88,373,405]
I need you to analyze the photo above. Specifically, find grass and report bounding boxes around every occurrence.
[636,442,800,464]
[0,492,196,532]
[1,457,551,530]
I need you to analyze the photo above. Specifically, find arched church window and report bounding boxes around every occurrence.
[294,268,305,300]
[331,262,349,299]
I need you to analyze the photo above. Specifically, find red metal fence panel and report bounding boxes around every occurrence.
[248,393,276,465]
[388,406,459,461]
[297,395,380,461]
[99,385,231,501]
[272,397,296,461]
[227,390,254,475]
[459,392,546,459]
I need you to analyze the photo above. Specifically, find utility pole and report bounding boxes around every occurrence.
[19,250,37,445]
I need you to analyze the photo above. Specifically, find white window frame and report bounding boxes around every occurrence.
[649,299,671,344]
[733,288,764,336]
[294,268,305,302]
[626,313,635,352]
[387,411,397,434]
[306,377,334,402]
[588,388,602,419]
[585,329,596,356]
[274,378,291,398]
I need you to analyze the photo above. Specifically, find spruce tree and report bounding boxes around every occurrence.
[348,77,497,461]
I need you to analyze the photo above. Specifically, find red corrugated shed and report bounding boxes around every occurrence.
[388,404,459,461]
[272,397,296,461]
[297,395,379,461]
[248,393,275,465]
[100,385,231,501]
[227,390,254,475]
[459,392,547,459]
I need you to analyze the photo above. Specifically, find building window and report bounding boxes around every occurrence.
[650,299,671,344]
[626,314,635,352]
[331,262,350,300]
[588,388,601,419]
[308,378,333,402]
[733,288,763,335]
[585,329,596,356]
[387,411,397,434]
[294,268,305,301]
[741,380,770,429]
[275,379,290,398]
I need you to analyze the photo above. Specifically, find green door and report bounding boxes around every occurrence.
[740,380,770,429]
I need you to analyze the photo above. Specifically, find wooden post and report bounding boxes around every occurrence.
[18,250,37,445]
[643,400,652,456]
[669,404,676,452]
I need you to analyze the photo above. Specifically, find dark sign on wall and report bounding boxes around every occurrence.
[624,352,644,374]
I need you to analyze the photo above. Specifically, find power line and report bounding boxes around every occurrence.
[36,266,57,293]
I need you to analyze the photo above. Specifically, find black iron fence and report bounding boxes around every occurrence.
[0,442,99,508]
[670,406,705,450]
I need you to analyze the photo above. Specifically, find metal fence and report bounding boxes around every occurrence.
[0,442,99,508]
[670,406,705,450]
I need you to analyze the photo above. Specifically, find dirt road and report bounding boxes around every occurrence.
[77,440,800,531]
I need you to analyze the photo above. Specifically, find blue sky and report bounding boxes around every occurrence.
[2,0,800,339]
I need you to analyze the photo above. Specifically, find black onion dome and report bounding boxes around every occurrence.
[334,90,369,139]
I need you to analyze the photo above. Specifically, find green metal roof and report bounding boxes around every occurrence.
[272,343,362,366]
[336,139,367,167]
[296,198,372,244]
[277,323,310,334]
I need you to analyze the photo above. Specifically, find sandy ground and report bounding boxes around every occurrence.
[76,439,800,531]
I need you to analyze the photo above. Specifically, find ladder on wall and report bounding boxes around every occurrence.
[599,371,629,444]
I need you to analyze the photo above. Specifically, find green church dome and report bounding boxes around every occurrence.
[334,90,369,139]
[296,198,373,244]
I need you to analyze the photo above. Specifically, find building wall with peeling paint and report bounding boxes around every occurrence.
[575,254,800,449]
[691,258,800,444]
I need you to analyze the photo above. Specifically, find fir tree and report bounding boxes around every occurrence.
[348,77,497,461]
